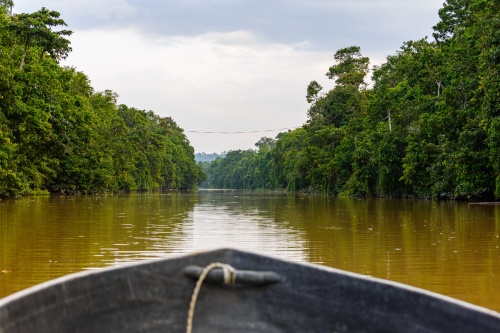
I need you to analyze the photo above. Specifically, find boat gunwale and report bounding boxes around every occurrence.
[1,247,499,319]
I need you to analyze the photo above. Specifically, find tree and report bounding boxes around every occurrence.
[307,46,370,128]
[204,1,500,199]
[326,46,370,89]
[0,0,13,16]
[0,6,203,198]
[8,7,72,69]
[433,0,469,43]
[306,80,322,103]
[255,137,275,150]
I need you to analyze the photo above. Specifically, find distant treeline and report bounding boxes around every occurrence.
[0,4,204,198]
[195,152,226,162]
[203,0,500,200]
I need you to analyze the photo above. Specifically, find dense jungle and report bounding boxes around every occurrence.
[202,0,500,200]
[1,0,499,201]
[0,2,204,198]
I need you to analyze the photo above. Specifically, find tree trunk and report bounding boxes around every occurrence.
[19,36,30,69]
[388,110,392,132]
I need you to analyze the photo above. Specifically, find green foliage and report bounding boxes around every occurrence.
[3,2,499,200]
[204,0,500,200]
[0,7,203,198]
[326,46,370,89]
[433,0,469,43]
[306,80,322,103]
[0,0,13,16]
[488,118,500,198]
[254,136,275,150]
[7,7,72,69]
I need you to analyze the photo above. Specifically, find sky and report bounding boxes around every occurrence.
[13,0,442,154]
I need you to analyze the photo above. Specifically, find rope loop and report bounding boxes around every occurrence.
[222,264,236,285]
[186,262,236,333]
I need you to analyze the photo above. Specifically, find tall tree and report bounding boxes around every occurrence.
[0,0,13,16]
[433,0,470,43]
[326,46,370,89]
[307,46,370,128]
[7,7,72,69]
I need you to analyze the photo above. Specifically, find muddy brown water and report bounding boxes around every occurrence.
[1,190,499,311]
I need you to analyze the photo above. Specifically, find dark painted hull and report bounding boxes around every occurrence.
[1,249,499,332]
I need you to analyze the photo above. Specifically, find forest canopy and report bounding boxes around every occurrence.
[203,0,500,200]
[0,5,204,198]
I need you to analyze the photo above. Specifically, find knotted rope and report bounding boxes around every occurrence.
[186,263,236,333]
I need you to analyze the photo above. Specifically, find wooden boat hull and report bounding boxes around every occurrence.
[1,248,499,332]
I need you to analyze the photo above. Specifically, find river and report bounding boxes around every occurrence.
[1,190,499,311]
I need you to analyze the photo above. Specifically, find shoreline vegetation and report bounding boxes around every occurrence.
[2,1,499,202]
[201,0,500,202]
[0,4,205,199]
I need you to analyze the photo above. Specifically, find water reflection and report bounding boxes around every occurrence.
[182,191,307,260]
[1,191,499,312]
[95,191,308,265]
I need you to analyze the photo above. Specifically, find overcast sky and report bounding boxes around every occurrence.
[13,0,442,153]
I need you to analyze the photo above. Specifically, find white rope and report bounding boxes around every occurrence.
[186,262,236,333]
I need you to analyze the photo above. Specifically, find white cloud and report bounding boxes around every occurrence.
[15,0,444,152]
[289,0,438,11]
[14,0,139,21]
[169,0,244,8]
[66,0,138,20]
[64,29,335,152]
